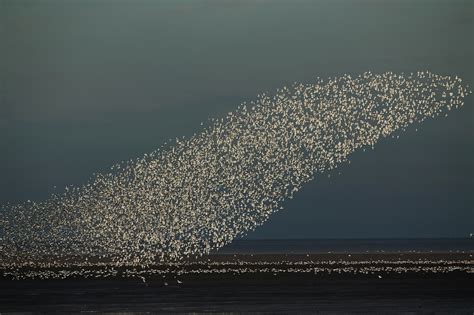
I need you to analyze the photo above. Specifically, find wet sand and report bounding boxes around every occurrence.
[2,252,472,278]
[1,273,473,313]
[1,253,473,313]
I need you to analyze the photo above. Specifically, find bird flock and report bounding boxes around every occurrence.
[0,71,471,271]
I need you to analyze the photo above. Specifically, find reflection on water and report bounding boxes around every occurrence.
[1,274,473,313]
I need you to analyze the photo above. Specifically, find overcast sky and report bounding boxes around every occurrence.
[1,0,473,239]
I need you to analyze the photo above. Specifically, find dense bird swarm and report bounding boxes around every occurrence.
[0,71,471,272]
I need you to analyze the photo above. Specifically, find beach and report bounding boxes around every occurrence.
[1,252,473,313]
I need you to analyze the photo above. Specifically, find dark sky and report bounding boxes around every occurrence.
[1,0,473,239]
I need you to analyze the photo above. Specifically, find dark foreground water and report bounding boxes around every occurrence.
[1,273,473,313]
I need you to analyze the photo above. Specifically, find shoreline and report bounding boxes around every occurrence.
[1,252,472,280]
[1,253,473,312]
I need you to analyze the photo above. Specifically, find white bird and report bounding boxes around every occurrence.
[1,71,470,279]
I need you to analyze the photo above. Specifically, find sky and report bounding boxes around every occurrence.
[1,0,473,239]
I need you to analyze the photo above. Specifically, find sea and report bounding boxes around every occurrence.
[219,238,474,254]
